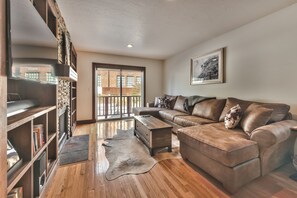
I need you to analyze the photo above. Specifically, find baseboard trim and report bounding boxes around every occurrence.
[77,119,96,125]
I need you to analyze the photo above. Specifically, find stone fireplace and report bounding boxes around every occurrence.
[57,79,70,151]
[58,105,68,151]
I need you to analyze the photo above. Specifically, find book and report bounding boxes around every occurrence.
[33,124,44,152]
[33,132,38,152]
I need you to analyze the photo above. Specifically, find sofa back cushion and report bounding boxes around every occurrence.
[173,95,188,113]
[240,103,273,136]
[192,99,226,121]
[219,97,252,122]
[256,103,290,123]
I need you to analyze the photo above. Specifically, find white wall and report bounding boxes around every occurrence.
[77,51,163,121]
[164,4,297,115]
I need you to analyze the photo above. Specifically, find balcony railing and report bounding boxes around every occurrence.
[97,96,142,119]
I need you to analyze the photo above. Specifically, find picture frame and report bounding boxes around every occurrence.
[190,48,224,85]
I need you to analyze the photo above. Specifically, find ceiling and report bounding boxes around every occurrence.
[56,0,297,60]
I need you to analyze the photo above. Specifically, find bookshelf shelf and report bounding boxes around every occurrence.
[7,161,30,193]
[48,133,56,144]
[8,106,56,131]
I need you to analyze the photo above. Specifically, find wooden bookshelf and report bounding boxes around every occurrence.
[7,106,58,197]
[32,0,57,37]
[3,0,60,197]
[70,43,77,136]
[8,106,56,131]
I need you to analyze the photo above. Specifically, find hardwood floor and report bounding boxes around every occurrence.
[44,120,297,198]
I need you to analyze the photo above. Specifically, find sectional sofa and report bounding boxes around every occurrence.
[133,95,297,193]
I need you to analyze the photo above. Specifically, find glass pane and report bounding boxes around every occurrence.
[121,70,143,118]
[96,68,121,120]
[95,68,144,120]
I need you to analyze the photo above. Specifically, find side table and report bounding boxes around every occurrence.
[290,126,297,181]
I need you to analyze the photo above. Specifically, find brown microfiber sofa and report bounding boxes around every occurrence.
[133,95,297,193]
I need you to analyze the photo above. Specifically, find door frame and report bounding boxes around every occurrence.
[92,62,146,121]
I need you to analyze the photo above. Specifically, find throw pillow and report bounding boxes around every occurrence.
[154,96,165,107]
[154,96,161,107]
[164,98,174,109]
[219,97,252,122]
[173,96,188,113]
[240,103,273,136]
[164,94,178,109]
[224,104,243,129]
[157,97,166,108]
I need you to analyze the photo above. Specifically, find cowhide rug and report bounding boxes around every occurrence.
[103,128,179,180]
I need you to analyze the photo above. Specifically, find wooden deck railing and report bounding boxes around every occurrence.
[97,96,142,119]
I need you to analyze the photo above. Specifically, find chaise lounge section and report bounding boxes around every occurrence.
[133,95,297,193]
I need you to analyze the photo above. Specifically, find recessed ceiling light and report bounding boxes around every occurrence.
[127,44,133,48]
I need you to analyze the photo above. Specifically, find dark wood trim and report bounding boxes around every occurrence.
[92,62,146,121]
[93,62,146,71]
[92,64,96,122]
[0,0,7,197]
[77,119,96,125]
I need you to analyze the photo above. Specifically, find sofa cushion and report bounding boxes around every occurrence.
[224,104,243,129]
[219,97,252,122]
[240,104,273,136]
[177,123,259,167]
[258,103,290,123]
[173,96,188,113]
[159,109,189,122]
[174,116,216,127]
[192,99,226,121]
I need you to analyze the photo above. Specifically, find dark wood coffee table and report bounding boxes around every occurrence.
[134,115,172,156]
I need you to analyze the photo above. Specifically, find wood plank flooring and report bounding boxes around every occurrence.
[44,120,297,198]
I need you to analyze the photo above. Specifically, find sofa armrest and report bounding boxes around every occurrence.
[251,120,297,150]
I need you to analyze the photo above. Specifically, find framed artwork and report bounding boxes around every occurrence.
[190,48,224,85]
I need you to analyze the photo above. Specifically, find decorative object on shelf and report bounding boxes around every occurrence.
[7,186,23,198]
[7,99,39,117]
[190,48,224,85]
[7,140,23,179]
[7,140,20,170]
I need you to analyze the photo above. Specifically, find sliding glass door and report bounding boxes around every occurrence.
[95,65,145,120]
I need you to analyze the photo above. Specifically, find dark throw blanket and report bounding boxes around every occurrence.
[183,95,216,113]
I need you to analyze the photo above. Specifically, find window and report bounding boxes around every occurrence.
[126,76,135,87]
[97,75,102,87]
[116,75,125,87]
[46,72,57,83]
[136,76,141,85]
[25,72,39,80]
